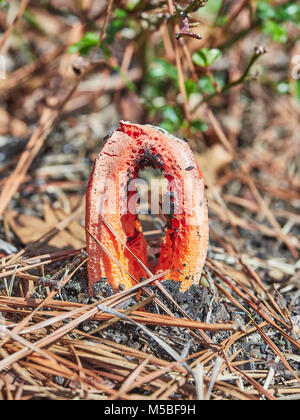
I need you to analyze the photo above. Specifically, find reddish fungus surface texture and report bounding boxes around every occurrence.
[86,121,209,294]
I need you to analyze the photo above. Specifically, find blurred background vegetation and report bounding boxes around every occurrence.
[0,0,299,137]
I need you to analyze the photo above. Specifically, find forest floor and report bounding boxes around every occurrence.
[0,0,299,400]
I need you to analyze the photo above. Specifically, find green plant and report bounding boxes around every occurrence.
[66,0,298,134]
[257,1,300,44]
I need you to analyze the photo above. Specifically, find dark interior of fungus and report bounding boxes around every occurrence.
[124,163,169,273]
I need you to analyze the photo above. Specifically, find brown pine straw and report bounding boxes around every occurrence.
[1,168,298,400]
[2,229,296,400]
[206,107,298,259]
[0,0,30,52]
[166,0,191,122]
[0,0,115,218]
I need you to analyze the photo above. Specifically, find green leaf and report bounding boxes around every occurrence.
[293,80,300,103]
[114,8,127,18]
[185,79,199,96]
[68,32,99,55]
[160,105,183,132]
[68,32,112,57]
[191,119,208,133]
[257,1,276,20]
[126,0,140,11]
[84,32,99,43]
[198,75,216,95]
[192,51,206,67]
[198,0,222,15]
[160,120,175,132]
[162,105,182,125]
[205,49,222,66]
[258,1,300,24]
[274,3,300,24]
[192,48,221,67]
[149,59,178,81]
[276,82,290,94]
[283,4,300,23]
[262,19,288,43]
[106,17,127,44]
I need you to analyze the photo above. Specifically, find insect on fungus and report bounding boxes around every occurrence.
[86,122,209,295]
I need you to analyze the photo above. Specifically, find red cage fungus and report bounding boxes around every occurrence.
[86,121,209,294]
